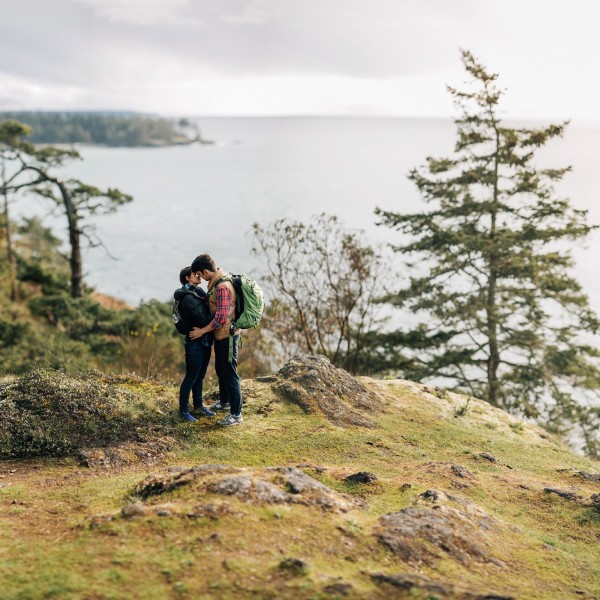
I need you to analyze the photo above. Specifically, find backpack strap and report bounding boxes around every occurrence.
[228,333,242,363]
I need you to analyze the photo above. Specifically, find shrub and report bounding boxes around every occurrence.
[0,369,173,458]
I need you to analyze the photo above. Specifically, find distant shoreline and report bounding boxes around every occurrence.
[0,111,213,148]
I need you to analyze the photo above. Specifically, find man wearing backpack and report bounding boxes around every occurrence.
[174,267,217,422]
[189,254,243,427]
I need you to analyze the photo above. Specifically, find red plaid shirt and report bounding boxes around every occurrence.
[210,284,232,330]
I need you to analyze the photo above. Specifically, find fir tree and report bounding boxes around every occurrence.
[376,50,600,455]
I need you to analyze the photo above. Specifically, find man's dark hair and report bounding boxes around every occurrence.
[191,253,217,273]
[179,266,192,286]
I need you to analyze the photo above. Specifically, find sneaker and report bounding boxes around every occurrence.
[217,414,243,427]
[210,402,231,412]
[192,406,216,417]
[179,411,198,422]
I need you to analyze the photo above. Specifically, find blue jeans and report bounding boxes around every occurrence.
[214,335,242,416]
[179,339,212,413]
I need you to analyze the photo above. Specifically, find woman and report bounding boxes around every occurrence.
[174,266,216,422]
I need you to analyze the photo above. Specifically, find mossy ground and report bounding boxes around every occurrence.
[0,376,599,599]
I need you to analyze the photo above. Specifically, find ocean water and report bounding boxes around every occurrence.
[13,117,600,310]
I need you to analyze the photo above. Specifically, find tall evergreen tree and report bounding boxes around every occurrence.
[377,50,600,455]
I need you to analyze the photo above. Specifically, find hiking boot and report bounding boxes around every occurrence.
[179,411,198,423]
[192,406,216,417]
[217,414,243,427]
[210,402,231,412]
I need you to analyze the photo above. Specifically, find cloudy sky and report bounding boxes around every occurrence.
[0,0,598,119]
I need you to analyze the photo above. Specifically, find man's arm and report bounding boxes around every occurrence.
[189,285,232,339]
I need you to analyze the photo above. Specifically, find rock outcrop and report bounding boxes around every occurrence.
[371,572,514,600]
[133,464,359,513]
[376,489,503,568]
[272,354,386,428]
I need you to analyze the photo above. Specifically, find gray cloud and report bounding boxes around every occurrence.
[0,0,598,118]
[0,0,482,84]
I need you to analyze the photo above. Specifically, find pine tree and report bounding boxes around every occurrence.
[377,50,600,455]
[0,120,131,298]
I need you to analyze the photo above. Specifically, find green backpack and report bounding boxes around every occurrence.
[229,273,264,331]
[212,273,264,362]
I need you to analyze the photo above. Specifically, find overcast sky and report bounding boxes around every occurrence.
[0,0,598,119]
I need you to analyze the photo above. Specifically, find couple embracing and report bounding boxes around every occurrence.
[175,253,243,427]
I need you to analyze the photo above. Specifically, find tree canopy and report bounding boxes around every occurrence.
[377,50,600,455]
[252,214,389,374]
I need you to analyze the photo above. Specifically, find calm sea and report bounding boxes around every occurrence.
[14,117,600,310]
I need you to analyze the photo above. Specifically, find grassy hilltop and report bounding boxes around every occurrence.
[0,355,599,600]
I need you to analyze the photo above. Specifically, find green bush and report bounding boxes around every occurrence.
[0,317,26,347]
[28,294,127,339]
[0,326,96,374]
[0,369,173,458]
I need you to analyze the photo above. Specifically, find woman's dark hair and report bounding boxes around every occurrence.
[191,253,216,273]
[179,266,192,286]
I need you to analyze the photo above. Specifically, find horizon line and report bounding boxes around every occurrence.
[1,109,598,124]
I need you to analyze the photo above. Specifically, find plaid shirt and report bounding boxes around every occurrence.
[210,284,232,330]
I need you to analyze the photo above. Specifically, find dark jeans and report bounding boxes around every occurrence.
[214,335,242,416]
[179,339,212,413]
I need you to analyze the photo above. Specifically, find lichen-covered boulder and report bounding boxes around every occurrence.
[376,490,504,567]
[273,354,386,428]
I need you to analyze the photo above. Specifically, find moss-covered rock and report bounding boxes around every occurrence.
[273,354,386,427]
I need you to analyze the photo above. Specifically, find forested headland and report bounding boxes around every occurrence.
[0,111,207,147]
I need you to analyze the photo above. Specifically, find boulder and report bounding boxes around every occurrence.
[273,354,385,428]
[344,471,378,484]
[376,491,502,567]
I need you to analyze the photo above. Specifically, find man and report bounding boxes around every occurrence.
[189,253,243,427]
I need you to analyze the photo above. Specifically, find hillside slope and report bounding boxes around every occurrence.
[0,355,599,599]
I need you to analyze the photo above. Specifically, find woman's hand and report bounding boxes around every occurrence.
[189,327,204,340]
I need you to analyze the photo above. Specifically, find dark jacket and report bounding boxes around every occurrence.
[174,284,213,343]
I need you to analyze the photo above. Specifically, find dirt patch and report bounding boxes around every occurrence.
[556,469,600,485]
[76,436,175,468]
[575,471,600,484]
[90,291,133,310]
[112,499,241,521]
[272,354,386,428]
[133,464,360,513]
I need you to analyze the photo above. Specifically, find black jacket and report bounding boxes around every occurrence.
[174,285,213,339]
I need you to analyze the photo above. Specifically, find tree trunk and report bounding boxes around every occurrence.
[56,180,83,298]
[23,165,84,299]
[1,167,18,301]
[486,130,501,406]
[486,262,500,406]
